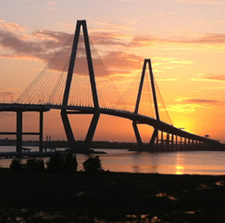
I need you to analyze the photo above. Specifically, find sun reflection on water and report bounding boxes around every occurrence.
[175,153,184,175]
[176,165,184,175]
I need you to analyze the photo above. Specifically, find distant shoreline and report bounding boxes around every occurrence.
[1,139,225,152]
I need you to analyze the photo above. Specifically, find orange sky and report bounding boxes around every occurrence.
[0,0,225,143]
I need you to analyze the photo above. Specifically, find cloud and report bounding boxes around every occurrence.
[0,21,73,62]
[183,98,219,104]
[180,33,225,45]
[1,20,225,81]
[167,104,197,112]
[101,51,143,70]
[0,21,144,75]
[180,98,225,106]
[191,74,225,82]
[1,20,225,63]
[175,0,225,6]
[90,33,127,47]
[92,31,225,51]
[202,75,225,81]
[121,0,225,4]
[126,32,225,50]
[130,33,225,48]
[0,20,26,34]
[168,97,225,113]
[121,0,225,5]
[154,56,193,64]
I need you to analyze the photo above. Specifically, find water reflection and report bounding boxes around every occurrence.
[175,153,184,175]
[176,166,184,175]
[1,147,225,175]
[131,152,159,173]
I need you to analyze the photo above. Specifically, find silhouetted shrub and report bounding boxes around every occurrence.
[26,158,45,172]
[46,152,64,173]
[63,153,78,173]
[46,152,77,173]
[10,159,22,171]
[83,156,103,173]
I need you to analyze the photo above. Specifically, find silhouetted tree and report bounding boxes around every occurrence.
[83,156,103,173]
[63,153,78,173]
[46,152,64,173]
[46,152,77,173]
[10,159,22,171]
[26,158,45,172]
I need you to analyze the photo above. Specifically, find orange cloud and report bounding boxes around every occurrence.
[1,20,225,88]
[191,74,225,82]
[0,21,73,61]
[129,33,225,48]
[183,98,224,105]
[90,33,127,47]
[1,20,225,66]
[167,97,225,116]
[0,20,26,34]
[0,21,143,75]
[172,98,225,110]
[175,0,225,6]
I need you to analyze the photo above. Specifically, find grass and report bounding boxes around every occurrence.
[0,168,225,222]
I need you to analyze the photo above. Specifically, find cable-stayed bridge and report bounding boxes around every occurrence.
[0,20,220,154]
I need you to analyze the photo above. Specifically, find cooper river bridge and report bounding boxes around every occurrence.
[0,20,221,156]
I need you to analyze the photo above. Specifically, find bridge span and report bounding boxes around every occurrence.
[0,20,221,155]
[0,101,220,155]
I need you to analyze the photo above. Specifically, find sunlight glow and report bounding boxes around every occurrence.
[176,166,184,175]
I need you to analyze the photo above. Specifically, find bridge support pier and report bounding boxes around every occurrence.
[16,110,23,154]
[61,109,100,152]
[166,133,170,149]
[149,128,158,150]
[39,111,44,152]
[175,135,178,150]
[184,138,187,149]
[60,20,100,152]
[132,121,159,151]
[16,110,46,154]
[161,131,164,149]
[0,108,48,155]
[132,122,143,149]
[84,111,100,150]
[61,109,76,150]
[156,130,159,149]
[180,137,183,149]
[171,133,174,149]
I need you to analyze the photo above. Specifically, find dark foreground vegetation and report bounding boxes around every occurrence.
[1,161,225,223]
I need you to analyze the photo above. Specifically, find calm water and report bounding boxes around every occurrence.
[1,146,225,175]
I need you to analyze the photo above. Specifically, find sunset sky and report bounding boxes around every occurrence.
[0,0,225,143]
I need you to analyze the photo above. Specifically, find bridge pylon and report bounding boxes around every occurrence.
[133,59,160,151]
[61,20,100,152]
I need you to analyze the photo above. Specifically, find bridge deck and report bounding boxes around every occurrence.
[0,103,219,145]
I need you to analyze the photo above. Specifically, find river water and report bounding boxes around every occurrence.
[1,146,225,175]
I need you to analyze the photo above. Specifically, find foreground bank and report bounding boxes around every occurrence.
[0,169,225,222]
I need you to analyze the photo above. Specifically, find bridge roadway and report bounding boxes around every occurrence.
[0,103,219,145]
